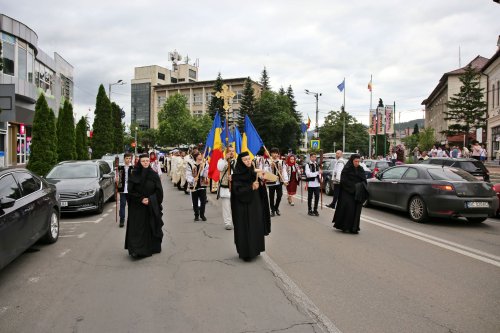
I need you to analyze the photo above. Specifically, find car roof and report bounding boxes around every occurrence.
[391,164,453,170]
[426,157,478,162]
[57,160,103,166]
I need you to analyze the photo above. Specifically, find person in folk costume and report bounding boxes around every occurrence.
[230,152,266,261]
[285,154,301,206]
[262,147,289,217]
[332,154,368,234]
[305,152,322,216]
[217,146,236,230]
[149,151,162,176]
[170,150,181,183]
[176,150,189,193]
[125,154,164,258]
[116,153,134,228]
[187,152,209,221]
[326,150,346,209]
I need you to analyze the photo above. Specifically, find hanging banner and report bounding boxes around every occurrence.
[369,109,377,135]
[384,105,394,134]
[377,107,384,134]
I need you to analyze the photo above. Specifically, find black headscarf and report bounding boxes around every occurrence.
[131,153,154,184]
[232,152,256,183]
[340,154,366,194]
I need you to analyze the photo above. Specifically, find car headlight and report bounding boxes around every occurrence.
[78,189,97,197]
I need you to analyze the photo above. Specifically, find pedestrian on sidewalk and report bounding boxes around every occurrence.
[230,152,266,261]
[285,155,301,206]
[332,154,367,234]
[125,154,164,258]
[116,153,134,228]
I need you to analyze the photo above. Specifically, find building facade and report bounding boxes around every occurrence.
[422,56,488,144]
[0,14,73,167]
[484,37,500,160]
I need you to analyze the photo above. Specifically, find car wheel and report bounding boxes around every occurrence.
[95,192,104,214]
[466,217,486,223]
[408,196,428,223]
[325,181,333,195]
[43,208,59,244]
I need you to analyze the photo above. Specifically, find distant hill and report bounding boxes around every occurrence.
[394,119,424,132]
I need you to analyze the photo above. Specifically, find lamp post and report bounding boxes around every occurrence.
[108,79,126,101]
[134,126,138,156]
[305,89,322,139]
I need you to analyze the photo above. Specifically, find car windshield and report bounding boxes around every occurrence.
[456,161,484,173]
[47,164,98,179]
[427,168,477,182]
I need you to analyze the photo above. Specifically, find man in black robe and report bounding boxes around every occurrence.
[230,152,266,261]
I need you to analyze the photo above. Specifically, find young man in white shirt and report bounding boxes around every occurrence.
[305,152,322,216]
[116,153,134,228]
[263,148,289,217]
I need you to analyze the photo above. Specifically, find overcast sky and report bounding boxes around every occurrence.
[3,0,500,128]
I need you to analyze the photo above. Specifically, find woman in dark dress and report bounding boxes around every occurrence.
[332,154,367,234]
[285,155,301,206]
[125,154,164,257]
[231,152,266,261]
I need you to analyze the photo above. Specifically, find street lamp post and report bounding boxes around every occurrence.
[108,79,126,102]
[305,89,322,139]
[134,126,138,156]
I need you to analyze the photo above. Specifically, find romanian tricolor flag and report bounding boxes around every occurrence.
[242,115,264,160]
[307,115,311,129]
[206,112,224,181]
[233,126,242,154]
[368,80,373,92]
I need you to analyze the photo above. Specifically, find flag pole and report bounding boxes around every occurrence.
[342,77,346,151]
[369,74,373,158]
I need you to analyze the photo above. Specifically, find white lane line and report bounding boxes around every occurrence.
[107,209,113,213]
[61,218,102,224]
[60,232,87,239]
[362,216,500,268]
[0,306,9,315]
[102,213,109,217]
[58,249,71,258]
[262,253,342,333]
[28,277,40,283]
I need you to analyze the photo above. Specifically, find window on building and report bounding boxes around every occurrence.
[2,33,16,76]
[27,49,34,83]
[157,96,166,108]
[232,91,243,103]
[206,93,213,103]
[189,69,196,79]
[193,93,202,105]
[17,46,27,81]
[158,72,165,80]
[178,78,185,82]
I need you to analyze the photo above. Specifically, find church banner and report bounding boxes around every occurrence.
[384,105,394,135]
[369,109,377,135]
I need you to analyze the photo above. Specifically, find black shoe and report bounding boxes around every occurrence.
[313,211,319,216]
[270,211,275,217]
[308,211,314,216]
[201,216,207,221]
[194,216,199,221]
[275,210,281,216]
[184,191,190,195]
[119,219,124,228]
[350,230,359,234]
[326,203,333,208]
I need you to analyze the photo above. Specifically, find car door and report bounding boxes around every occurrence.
[370,167,408,207]
[99,162,113,200]
[13,171,48,241]
[0,173,27,269]
[394,167,420,209]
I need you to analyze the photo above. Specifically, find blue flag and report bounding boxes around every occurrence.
[233,126,242,154]
[242,115,264,159]
[300,122,308,133]
[220,119,234,147]
[337,79,345,92]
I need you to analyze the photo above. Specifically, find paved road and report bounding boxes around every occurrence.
[0,176,499,333]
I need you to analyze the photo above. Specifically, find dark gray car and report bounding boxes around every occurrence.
[366,164,498,223]
[45,160,116,214]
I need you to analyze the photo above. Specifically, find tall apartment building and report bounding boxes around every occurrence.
[131,61,261,130]
[0,14,74,167]
[422,56,488,144]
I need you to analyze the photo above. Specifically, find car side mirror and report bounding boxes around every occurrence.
[0,197,16,209]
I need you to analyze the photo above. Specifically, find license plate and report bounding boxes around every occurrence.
[466,202,489,208]
[61,201,68,207]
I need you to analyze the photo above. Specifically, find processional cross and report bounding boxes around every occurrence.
[215,84,235,145]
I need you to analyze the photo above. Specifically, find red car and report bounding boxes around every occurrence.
[493,184,500,216]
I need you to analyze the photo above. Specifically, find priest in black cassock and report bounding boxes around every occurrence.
[125,154,164,258]
[230,152,266,261]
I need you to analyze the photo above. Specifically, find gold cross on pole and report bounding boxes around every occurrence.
[215,84,235,111]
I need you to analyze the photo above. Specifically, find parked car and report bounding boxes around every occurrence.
[101,153,124,170]
[363,159,392,179]
[0,168,60,270]
[419,157,490,182]
[366,164,498,223]
[323,152,356,161]
[493,183,500,216]
[45,160,116,214]
[321,159,336,195]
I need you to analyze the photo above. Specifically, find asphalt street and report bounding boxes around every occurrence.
[0,176,499,333]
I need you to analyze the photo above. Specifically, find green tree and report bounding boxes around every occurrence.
[278,86,285,95]
[442,64,487,146]
[286,85,301,123]
[413,123,420,135]
[75,116,89,160]
[140,128,158,149]
[319,110,369,155]
[238,77,256,130]
[111,102,124,153]
[27,95,58,175]
[418,127,435,151]
[56,100,76,161]
[189,114,213,146]
[208,72,224,119]
[91,85,113,158]
[402,134,419,152]
[260,67,271,92]
[158,93,192,146]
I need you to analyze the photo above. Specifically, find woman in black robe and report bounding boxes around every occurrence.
[125,154,164,257]
[231,152,266,261]
[332,154,367,234]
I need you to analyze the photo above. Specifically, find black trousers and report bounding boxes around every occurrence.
[308,187,320,212]
[191,189,207,218]
[329,184,341,208]
[268,185,283,212]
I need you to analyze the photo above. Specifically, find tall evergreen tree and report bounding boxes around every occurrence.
[278,86,286,95]
[91,84,113,158]
[260,67,271,91]
[208,72,224,119]
[56,100,76,161]
[238,77,256,130]
[286,85,301,123]
[75,116,89,160]
[413,123,420,135]
[111,102,124,153]
[47,108,58,166]
[27,95,57,175]
[442,64,487,146]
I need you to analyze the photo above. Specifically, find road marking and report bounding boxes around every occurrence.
[28,277,40,283]
[0,307,9,315]
[362,215,500,268]
[60,232,87,239]
[61,218,102,224]
[107,209,113,213]
[102,213,109,217]
[58,249,71,258]
[262,253,342,333]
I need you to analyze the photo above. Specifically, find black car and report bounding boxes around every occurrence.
[366,164,498,223]
[363,159,391,178]
[0,168,60,270]
[419,158,490,182]
[45,160,116,214]
[321,159,337,195]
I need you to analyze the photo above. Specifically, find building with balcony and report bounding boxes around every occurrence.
[0,14,73,167]
[484,36,500,159]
